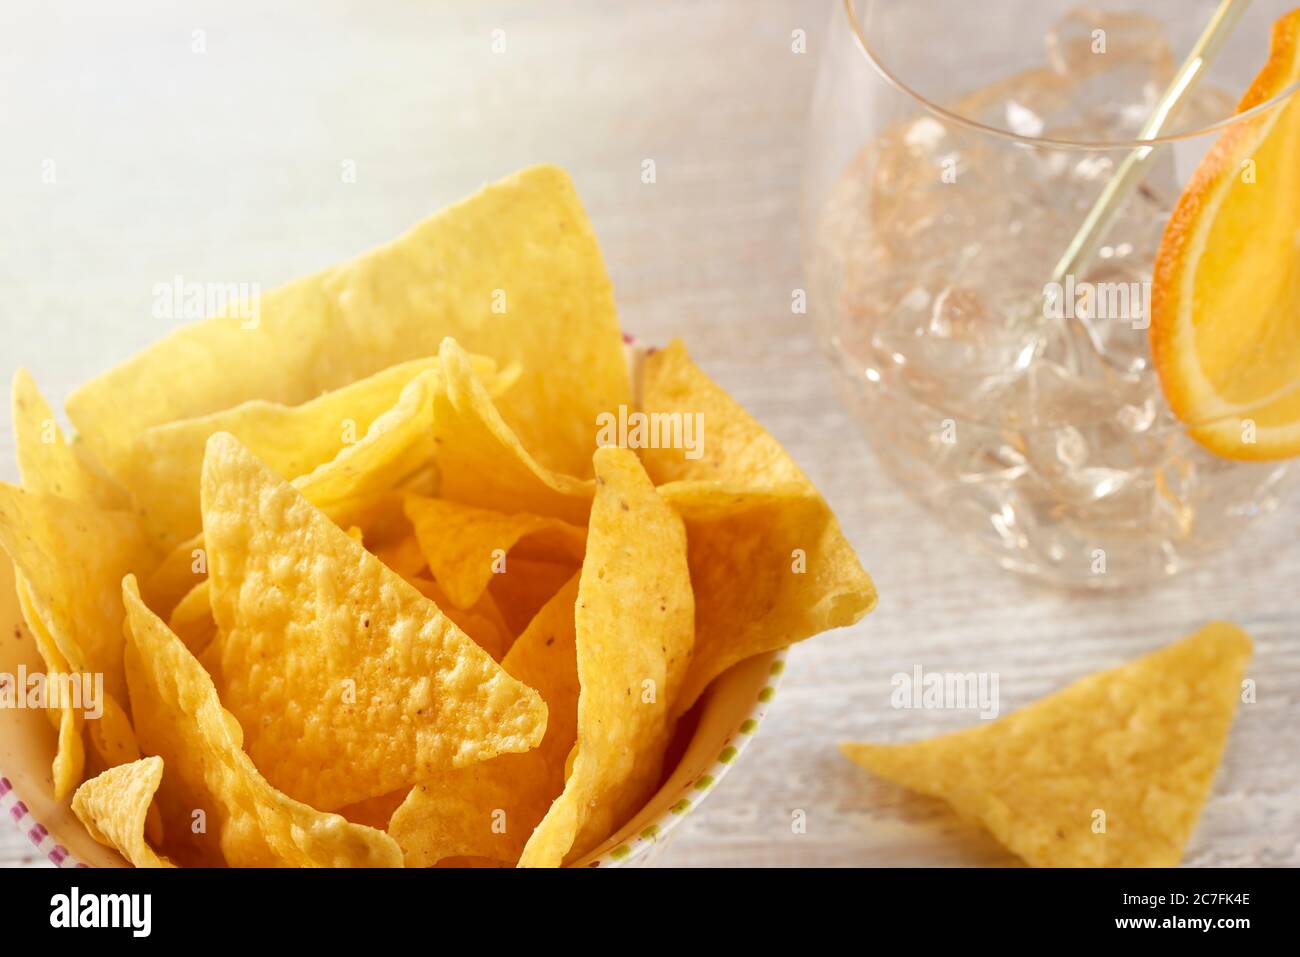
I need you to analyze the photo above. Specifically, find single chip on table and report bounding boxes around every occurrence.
[842,622,1253,867]
[71,756,174,868]
[200,433,548,811]
[121,576,403,867]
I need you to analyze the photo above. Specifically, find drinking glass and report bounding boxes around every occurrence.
[804,0,1299,588]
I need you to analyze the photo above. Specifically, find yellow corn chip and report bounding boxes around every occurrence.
[71,756,174,868]
[519,447,693,867]
[121,576,403,867]
[66,165,628,482]
[345,488,427,548]
[19,570,144,809]
[9,372,148,788]
[842,622,1253,867]
[0,483,146,704]
[86,692,142,770]
[338,789,411,831]
[53,706,87,803]
[289,369,442,524]
[661,481,876,712]
[373,531,428,580]
[201,433,547,810]
[388,575,582,866]
[488,557,581,637]
[124,358,437,549]
[408,577,511,662]
[11,369,125,508]
[635,339,875,710]
[140,369,443,617]
[405,494,586,610]
[139,531,208,619]
[638,339,807,488]
[465,587,513,646]
[13,571,83,797]
[430,339,593,524]
[12,166,882,870]
[167,581,217,654]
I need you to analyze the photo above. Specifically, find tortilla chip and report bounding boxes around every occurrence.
[661,481,876,712]
[167,581,217,654]
[7,373,147,788]
[53,706,87,803]
[201,433,548,810]
[388,576,582,866]
[289,369,441,523]
[124,358,437,549]
[140,369,444,617]
[405,494,586,610]
[519,447,693,866]
[488,557,582,637]
[86,692,142,770]
[430,339,593,524]
[11,369,125,508]
[338,789,411,831]
[13,571,83,797]
[0,483,146,704]
[407,576,512,661]
[635,340,875,709]
[638,339,807,488]
[71,756,174,868]
[347,487,427,547]
[121,576,403,867]
[373,531,428,580]
[139,531,207,619]
[842,622,1253,867]
[66,165,628,482]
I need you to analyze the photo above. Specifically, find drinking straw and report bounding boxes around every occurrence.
[1051,0,1249,290]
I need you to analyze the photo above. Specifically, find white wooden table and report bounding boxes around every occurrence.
[1,0,1296,868]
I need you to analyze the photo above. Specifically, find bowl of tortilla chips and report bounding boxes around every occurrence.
[0,165,876,867]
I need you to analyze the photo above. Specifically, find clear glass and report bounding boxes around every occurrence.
[804,0,1300,589]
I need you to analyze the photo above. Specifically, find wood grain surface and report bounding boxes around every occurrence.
[1,0,1296,868]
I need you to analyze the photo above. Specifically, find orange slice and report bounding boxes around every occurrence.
[1151,8,1300,459]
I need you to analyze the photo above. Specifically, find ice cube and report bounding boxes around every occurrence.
[1043,8,1175,140]
[1045,8,1174,81]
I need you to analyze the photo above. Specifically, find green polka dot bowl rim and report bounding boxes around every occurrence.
[573,647,788,867]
